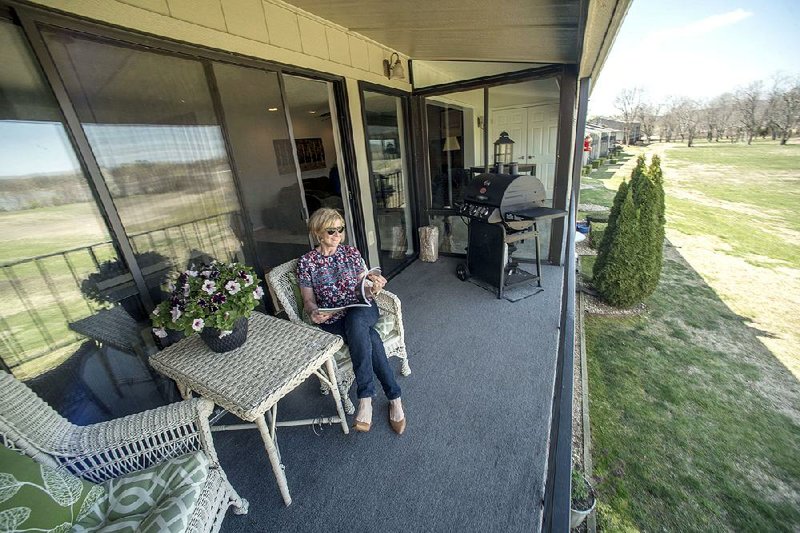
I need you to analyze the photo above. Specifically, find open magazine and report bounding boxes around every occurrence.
[317,267,382,313]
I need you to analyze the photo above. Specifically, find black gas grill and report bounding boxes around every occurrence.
[456,173,567,298]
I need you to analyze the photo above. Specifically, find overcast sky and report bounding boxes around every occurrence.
[588,0,800,117]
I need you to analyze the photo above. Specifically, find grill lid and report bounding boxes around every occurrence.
[463,173,546,212]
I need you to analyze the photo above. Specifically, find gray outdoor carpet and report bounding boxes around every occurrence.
[217,257,563,532]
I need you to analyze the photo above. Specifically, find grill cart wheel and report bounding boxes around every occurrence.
[456,263,469,281]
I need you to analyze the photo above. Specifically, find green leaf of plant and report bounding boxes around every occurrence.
[0,507,30,531]
[40,465,82,506]
[0,473,21,505]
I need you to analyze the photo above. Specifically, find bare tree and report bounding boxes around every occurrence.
[614,87,643,144]
[703,100,715,142]
[733,81,764,145]
[639,101,661,143]
[658,97,680,142]
[766,75,800,145]
[674,97,700,147]
[707,93,736,142]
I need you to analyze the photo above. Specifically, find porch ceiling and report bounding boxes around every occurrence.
[285,0,581,63]
[285,0,630,83]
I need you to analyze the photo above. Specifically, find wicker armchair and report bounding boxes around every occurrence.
[267,259,410,415]
[0,371,247,532]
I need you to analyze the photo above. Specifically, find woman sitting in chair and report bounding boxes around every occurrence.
[297,208,406,434]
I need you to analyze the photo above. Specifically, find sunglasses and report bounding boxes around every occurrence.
[325,226,346,235]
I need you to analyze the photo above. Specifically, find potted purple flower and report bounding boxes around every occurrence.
[151,261,264,353]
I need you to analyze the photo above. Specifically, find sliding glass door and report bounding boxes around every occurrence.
[42,28,246,302]
[362,90,416,274]
[212,63,310,271]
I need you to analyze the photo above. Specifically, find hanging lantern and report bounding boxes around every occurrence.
[493,131,515,165]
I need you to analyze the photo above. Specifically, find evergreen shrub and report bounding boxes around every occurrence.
[589,223,607,249]
[592,154,666,307]
[591,160,600,169]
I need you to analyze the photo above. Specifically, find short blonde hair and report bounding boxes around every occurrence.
[308,208,345,242]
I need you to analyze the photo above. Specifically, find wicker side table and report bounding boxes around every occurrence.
[150,312,347,506]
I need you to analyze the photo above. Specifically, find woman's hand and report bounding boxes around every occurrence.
[367,273,387,296]
[310,309,333,324]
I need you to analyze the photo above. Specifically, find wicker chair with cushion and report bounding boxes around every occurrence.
[0,371,247,533]
[267,259,410,415]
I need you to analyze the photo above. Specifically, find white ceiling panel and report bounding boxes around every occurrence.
[285,0,581,63]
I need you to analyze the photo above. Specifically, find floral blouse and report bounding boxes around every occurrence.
[297,245,366,324]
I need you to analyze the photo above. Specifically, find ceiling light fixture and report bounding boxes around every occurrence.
[383,52,405,80]
[267,107,278,111]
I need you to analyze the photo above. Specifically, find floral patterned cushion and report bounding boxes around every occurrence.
[0,444,105,532]
[73,452,209,533]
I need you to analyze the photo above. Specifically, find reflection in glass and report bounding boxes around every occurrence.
[427,104,466,209]
[213,64,313,270]
[283,75,348,229]
[42,29,244,299]
[424,89,484,260]
[0,21,163,424]
[488,78,560,259]
[363,91,415,274]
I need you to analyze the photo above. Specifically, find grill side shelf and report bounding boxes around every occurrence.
[505,207,567,222]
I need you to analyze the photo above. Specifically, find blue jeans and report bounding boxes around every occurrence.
[320,305,401,400]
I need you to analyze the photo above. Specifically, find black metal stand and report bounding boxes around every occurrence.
[459,207,568,299]
[464,221,542,299]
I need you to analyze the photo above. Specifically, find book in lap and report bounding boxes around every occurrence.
[317,267,382,313]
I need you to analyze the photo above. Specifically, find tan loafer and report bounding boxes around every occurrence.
[353,420,371,432]
[389,415,406,435]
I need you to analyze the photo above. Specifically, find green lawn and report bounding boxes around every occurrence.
[665,140,800,267]
[587,248,800,531]
[579,152,633,209]
[582,142,800,531]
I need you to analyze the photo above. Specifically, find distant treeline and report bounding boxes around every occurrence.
[0,158,230,212]
[600,76,800,147]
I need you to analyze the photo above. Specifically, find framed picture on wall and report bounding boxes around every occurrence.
[273,139,294,174]
[274,138,326,174]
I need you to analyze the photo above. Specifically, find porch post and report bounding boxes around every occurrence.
[548,66,579,265]
[541,75,590,533]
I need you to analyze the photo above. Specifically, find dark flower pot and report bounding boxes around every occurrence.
[155,328,184,350]
[200,316,249,353]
